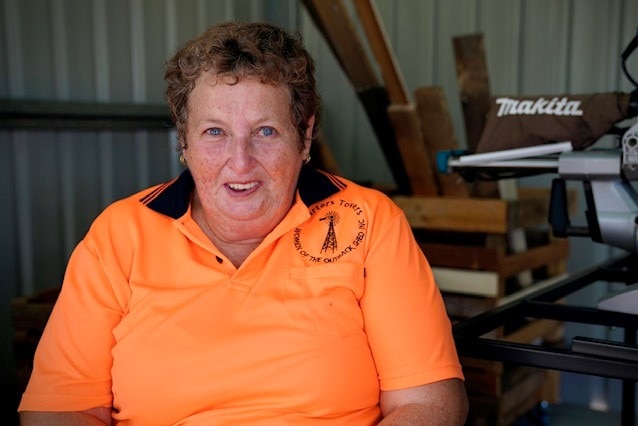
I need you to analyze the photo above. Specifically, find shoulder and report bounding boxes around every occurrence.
[85,182,176,245]
[331,174,404,218]
[97,184,166,222]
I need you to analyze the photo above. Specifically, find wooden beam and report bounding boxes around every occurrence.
[301,0,412,194]
[498,239,569,279]
[414,86,471,197]
[452,33,499,198]
[452,34,491,154]
[387,104,439,195]
[351,0,409,104]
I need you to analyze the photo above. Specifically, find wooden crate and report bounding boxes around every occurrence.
[394,186,577,300]
[11,286,61,397]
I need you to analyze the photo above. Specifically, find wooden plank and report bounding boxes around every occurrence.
[452,33,498,198]
[398,187,577,233]
[414,86,471,197]
[387,104,438,196]
[301,0,377,89]
[301,0,412,194]
[393,195,509,233]
[452,34,492,154]
[351,0,408,104]
[421,242,501,270]
[430,239,569,297]
[500,179,534,286]
[498,239,569,279]
[433,267,501,297]
[424,238,568,271]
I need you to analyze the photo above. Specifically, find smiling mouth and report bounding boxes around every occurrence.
[228,182,259,192]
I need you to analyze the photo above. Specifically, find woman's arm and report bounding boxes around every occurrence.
[378,378,468,426]
[20,407,112,426]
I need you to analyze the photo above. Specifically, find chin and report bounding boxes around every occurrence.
[225,206,267,221]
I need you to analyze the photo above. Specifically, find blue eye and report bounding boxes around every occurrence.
[207,128,222,136]
[260,127,274,136]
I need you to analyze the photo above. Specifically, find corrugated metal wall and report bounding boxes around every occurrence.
[2,0,637,417]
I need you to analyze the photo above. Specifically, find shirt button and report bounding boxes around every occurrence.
[216,256,223,264]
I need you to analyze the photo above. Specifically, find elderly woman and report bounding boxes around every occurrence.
[19,22,468,425]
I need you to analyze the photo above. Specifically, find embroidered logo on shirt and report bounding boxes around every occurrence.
[293,198,367,263]
[320,211,339,253]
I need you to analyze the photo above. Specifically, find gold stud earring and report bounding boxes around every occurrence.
[179,153,187,167]
[304,155,311,165]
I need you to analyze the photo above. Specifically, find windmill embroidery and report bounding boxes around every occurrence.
[320,211,340,253]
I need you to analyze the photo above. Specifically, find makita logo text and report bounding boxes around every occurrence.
[495,97,584,117]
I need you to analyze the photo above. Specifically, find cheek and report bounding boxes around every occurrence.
[186,152,221,181]
[186,144,218,165]
[271,151,302,176]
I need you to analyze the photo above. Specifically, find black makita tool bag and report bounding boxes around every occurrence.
[476,91,638,153]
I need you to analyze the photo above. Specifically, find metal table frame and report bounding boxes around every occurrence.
[453,252,638,426]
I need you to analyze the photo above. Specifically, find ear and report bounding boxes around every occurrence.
[302,115,316,157]
[179,134,188,151]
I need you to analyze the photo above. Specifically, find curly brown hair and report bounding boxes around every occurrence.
[165,21,321,151]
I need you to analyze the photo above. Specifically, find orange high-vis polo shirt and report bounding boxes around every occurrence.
[19,166,464,425]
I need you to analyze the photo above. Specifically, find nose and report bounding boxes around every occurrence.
[227,133,255,171]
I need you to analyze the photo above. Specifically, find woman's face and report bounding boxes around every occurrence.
[183,73,313,240]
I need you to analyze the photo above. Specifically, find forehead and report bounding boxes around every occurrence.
[195,71,290,96]
[189,72,292,111]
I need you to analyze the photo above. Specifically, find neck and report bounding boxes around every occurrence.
[191,200,265,268]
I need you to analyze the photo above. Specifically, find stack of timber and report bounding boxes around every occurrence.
[302,0,468,197]
[395,190,576,305]
[302,4,575,423]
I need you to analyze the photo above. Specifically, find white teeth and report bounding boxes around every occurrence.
[228,182,258,190]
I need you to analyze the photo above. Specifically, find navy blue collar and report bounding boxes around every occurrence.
[142,165,346,219]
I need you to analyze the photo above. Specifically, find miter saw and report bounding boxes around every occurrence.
[438,28,638,315]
